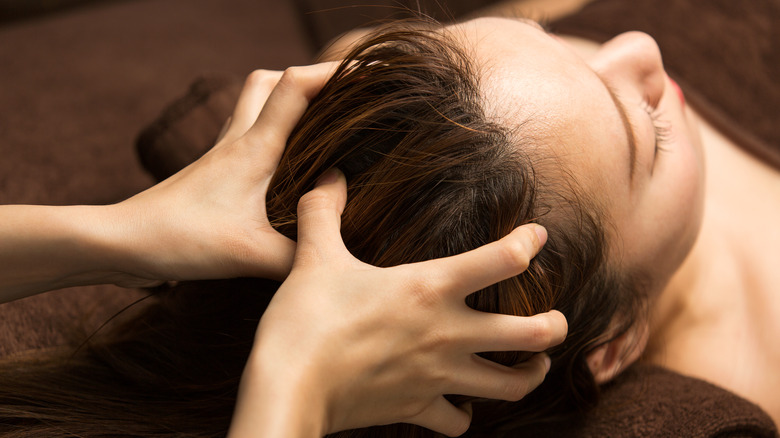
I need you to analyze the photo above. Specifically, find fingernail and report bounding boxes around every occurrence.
[532,224,548,246]
[458,402,473,418]
[316,168,342,186]
[543,354,552,373]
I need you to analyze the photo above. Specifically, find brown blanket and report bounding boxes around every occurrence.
[515,364,777,437]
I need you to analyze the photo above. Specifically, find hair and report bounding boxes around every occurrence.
[0,20,644,438]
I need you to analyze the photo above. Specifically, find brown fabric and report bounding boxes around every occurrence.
[137,75,243,182]
[294,0,504,51]
[0,0,311,357]
[514,364,778,437]
[0,286,147,358]
[552,0,780,172]
[136,74,241,181]
[0,0,124,24]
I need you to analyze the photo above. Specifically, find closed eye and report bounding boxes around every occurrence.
[641,102,672,160]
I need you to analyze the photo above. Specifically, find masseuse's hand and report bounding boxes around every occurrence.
[0,64,335,302]
[108,63,337,284]
[228,171,568,438]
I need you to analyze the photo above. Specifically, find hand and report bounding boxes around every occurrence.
[228,170,568,438]
[106,63,337,284]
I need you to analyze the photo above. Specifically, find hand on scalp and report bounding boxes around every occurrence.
[239,170,568,437]
[109,62,338,284]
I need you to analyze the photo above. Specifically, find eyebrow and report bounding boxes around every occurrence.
[596,75,638,182]
[511,17,639,182]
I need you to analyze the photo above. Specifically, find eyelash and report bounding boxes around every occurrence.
[641,102,672,156]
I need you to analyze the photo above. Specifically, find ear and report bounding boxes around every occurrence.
[585,322,649,384]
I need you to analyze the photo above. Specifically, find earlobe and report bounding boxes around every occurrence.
[586,322,649,384]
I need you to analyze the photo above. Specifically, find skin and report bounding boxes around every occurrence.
[440,17,704,379]
[448,17,704,300]
[442,16,780,425]
[232,173,565,436]
[646,75,780,425]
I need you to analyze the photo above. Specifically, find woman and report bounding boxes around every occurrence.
[2,9,777,437]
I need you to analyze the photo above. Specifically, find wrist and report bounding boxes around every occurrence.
[0,204,138,301]
[43,204,144,287]
[84,202,165,287]
[32,203,162,290]
[229,349,329,438]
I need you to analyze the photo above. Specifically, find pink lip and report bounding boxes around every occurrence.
[669,77,685,107]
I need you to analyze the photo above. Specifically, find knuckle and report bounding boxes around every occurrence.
[408,280,444,309]
[297,189,334,215]
[501,377,531,402]
[245,69,275,88]
[278,66,304,89]
[399,401,429,420]
[422,327,452,351]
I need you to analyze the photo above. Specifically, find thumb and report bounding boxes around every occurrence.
[295,168,349,264]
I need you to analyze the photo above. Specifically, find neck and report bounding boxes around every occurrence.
[643,109,747,361]
[645,230,707,351]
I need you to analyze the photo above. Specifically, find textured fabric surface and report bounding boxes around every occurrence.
[136,75,242,181]
[0,0,311,357]
[0,0,123,24]
[515,364,778,437]
[295,0,504,50]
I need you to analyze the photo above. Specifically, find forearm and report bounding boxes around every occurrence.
[0,204,129,302]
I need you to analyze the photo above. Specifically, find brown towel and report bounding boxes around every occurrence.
[136,75,242,182]
[513,364,778,437]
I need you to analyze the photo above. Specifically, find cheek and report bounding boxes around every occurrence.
[650,128,705,276]
[614,108,705,289]
[670,111,706,239]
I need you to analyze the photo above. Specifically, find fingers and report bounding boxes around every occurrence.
[459,310,568,353]
[294,169,349,264]
[448,353,551,402]
[215,116,232,144]
[417,224,548,300]
[245,62,338,166]
[221,70,283,144]
[407,396,471,437]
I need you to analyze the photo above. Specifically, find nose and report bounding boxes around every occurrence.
[589,32,666,106]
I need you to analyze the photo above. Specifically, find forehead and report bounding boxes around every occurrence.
[442,17,631,204]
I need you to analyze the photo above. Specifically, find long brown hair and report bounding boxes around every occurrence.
[0,20,642,437]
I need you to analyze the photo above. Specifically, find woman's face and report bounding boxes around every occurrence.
[447,18,705,295]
